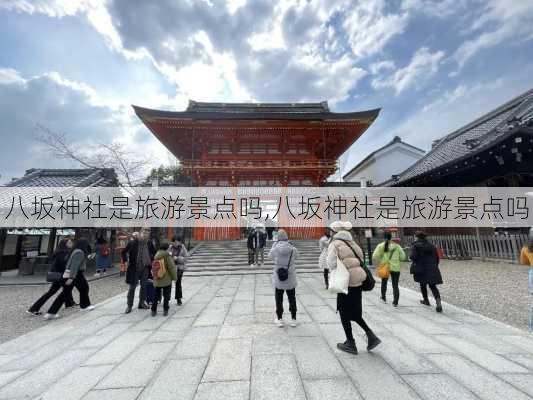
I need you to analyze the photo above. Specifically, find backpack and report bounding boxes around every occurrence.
[277,249,293,282]
[101,244,110,257]
[151,257,167,280]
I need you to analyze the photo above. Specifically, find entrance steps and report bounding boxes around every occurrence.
[184,240,323,276]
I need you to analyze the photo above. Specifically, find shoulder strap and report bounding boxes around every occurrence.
[385,244,398,260]
[286,249,293,269]
[335,239,364,266]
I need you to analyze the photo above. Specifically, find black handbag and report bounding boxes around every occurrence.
[336,239,375,292]
[46,271,63,283]
[277,249,293,282]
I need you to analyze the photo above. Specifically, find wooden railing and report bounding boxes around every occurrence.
[401,233,529,263]
[181,159,337,170]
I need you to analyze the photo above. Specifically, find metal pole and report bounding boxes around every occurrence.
[367,237,372,266]
[0,228,6,276]
[475,227,485,261]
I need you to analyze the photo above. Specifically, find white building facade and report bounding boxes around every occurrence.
[343,136,425,186]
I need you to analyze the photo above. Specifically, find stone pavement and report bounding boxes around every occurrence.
[0,273,532,400]
[0,265,121,286]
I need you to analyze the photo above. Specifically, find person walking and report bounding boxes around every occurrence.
[373,232,406,306]
[44,238,94,319]
[410,231,443,313]
[169,236,188,305]
[121,231,151,314]
[519,228,533,330]
[151,241,177,317]
[268,229,299,327]
[27,238,76,316]
[247,228,256,266]
[327,221,381,354]
[318,230,331,289]
[254,224,267,266]
[265,217,275,240]
[519,228,533,266]
[94,237,111,277]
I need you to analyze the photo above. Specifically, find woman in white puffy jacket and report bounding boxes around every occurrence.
[327,221,381,355]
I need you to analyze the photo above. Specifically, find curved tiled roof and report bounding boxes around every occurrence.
[132,102,380,121]
[392,88,533,185]
[5,168,119,187]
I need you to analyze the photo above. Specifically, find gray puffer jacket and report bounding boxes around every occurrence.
[268,240,299,290]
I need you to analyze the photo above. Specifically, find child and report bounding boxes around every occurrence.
[151,241,177,317]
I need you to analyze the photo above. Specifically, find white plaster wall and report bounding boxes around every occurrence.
[344,145,424,185]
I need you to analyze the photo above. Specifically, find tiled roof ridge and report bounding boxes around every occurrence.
[6,168,118,187]
[187,100,330,112]
[431,88,533,151]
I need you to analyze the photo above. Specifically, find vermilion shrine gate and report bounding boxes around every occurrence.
[134,101,379,240]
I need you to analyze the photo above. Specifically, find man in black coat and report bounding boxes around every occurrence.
[247,228,256,266]
[121,231,151,313]
[410,231,443,312]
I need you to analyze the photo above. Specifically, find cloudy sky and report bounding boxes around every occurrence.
[1,0,533,184]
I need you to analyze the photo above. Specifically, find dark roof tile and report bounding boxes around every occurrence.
[391,88,533,185]
[5,168,119,187]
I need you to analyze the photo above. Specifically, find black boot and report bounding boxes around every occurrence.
[420,299,430,306]
[337,340,358,355]
[367,331,382,351]
[435,298,443,313]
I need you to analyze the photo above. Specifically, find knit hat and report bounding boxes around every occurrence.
[329,221,352,232]
[277,229,288,241]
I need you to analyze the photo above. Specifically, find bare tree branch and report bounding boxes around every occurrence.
[34,124,150,187]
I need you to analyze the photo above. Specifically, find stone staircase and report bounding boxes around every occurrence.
[184,240,322,276]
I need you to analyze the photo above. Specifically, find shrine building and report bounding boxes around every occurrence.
[134,101,380,239]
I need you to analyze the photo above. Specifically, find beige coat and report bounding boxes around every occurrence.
[327,230,366,287]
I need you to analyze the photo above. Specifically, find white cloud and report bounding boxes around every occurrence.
[0,68,169,182]
[402,0,471,18]
[372,47,445,94]
[227,0,247,15]
[343,0,409,58]
[454,0,533,67]
[1,0,414,105]
[389,73,532,150]
[0,0,86,17]
[0,68,26,85]
[370,60,396,75]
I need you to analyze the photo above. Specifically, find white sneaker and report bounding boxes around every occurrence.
[93,272,101,278]
[43,313,59,320]
[274,317,284,327]
[81,305,95,311]
[290,319,297,327]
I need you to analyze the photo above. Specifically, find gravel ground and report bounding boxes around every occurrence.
[0,275,129,344]
[394,259,531,331]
